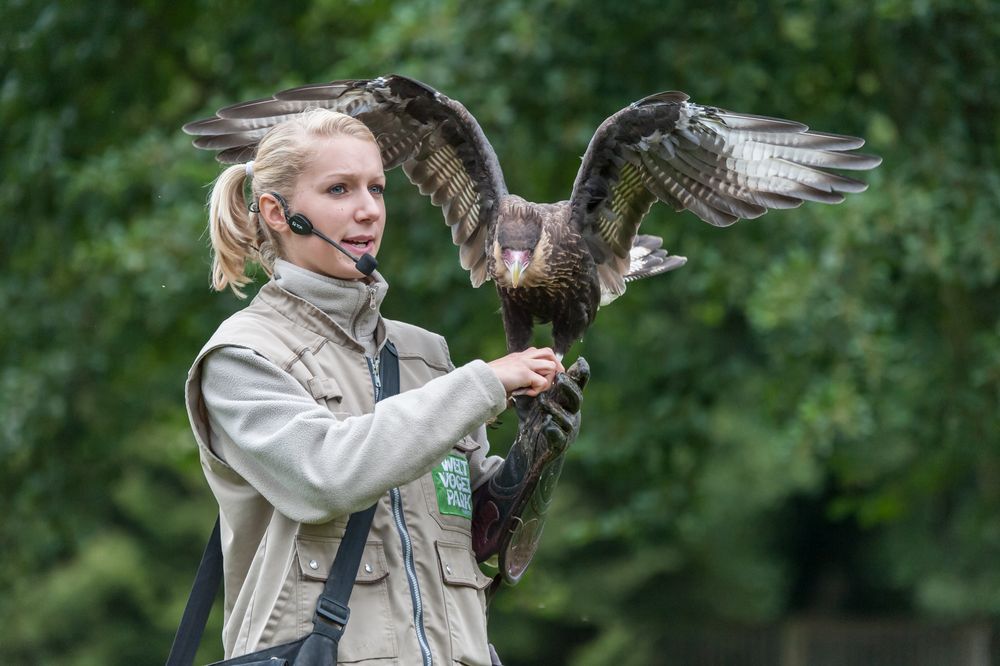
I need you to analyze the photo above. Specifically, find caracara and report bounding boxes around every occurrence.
[184,75,881,357]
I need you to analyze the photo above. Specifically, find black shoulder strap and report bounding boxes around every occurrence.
[166,341,400,666]
[166,518,224,665]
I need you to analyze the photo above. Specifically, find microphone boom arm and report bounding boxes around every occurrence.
[311,228,379,276]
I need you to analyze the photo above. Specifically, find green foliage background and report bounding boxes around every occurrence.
[2,1,998,663]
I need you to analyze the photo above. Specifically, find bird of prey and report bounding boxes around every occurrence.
[183,74,881,357]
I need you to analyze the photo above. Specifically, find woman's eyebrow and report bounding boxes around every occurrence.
[320,171,384,181]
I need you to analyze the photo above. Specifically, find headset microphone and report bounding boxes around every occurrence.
[270,192,378,277]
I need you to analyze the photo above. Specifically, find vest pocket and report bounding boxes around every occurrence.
[436,541,493,666]
[294,536,398,662]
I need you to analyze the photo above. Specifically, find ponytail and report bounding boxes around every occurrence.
[206,164,279,298]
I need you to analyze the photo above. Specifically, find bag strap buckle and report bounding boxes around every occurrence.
[316,596,351,629]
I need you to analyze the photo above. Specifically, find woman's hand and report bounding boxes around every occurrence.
[487,347,565,397]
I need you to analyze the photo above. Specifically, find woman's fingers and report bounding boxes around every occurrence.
[521,348,565,387]
[521,366,550,396]
[487,347,565,396]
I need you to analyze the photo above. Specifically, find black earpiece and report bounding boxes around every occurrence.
[286,213,313,236]
[270,192,313,235]
[267,191,379,276]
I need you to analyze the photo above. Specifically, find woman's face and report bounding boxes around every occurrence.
[279,135,386,280]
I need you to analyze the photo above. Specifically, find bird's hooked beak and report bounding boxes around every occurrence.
[503,250,531,288]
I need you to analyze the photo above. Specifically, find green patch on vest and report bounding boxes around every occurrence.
[433,453,472,519]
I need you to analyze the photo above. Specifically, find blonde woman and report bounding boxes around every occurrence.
[184,108,582,665]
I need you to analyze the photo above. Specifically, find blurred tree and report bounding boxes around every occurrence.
[1,0,997,664]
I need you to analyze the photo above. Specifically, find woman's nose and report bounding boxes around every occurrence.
[356,191,381,222]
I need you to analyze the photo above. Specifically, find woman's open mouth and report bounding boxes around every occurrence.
[342,237,374,253]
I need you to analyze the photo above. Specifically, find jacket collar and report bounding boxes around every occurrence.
[260,259,388,354]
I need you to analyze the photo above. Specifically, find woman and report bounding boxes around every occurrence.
[184,108,567,664]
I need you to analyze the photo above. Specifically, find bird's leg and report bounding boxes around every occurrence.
[501,324,537,424]
[551,333,575,363]
[498,288,535,354]
[551,297,589,362]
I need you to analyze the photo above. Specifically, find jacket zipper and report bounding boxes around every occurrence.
[366,355,433,666]
[392,487,433,666]
[368,355,382,401]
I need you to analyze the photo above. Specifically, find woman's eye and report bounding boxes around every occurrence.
[329,184,346,194]
[370,184,385,195]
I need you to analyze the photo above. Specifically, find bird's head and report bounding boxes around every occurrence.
[494,197,551,289]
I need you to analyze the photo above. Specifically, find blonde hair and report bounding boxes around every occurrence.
[206,108,378,297]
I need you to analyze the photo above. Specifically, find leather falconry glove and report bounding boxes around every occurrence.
[472,357,589,585]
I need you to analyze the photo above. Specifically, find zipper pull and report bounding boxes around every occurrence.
[368,285,377,311]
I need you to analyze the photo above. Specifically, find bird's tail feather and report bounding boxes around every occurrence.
[598,234,687,306]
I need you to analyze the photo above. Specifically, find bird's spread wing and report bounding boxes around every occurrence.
[182,75,508,286]
[569,91,882,304]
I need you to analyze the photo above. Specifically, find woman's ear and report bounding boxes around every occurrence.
[258,193,289,234]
